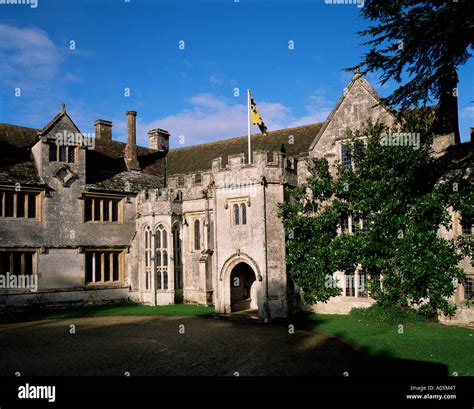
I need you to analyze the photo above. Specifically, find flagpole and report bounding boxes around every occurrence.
[247,89,251,164]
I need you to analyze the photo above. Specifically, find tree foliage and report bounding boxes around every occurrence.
[350,0,474,139]
[279,117,473,317]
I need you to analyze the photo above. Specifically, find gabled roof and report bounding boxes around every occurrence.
[0,123,39,146]
[167,122,324,176]
[0,123,42,186]
[0,118,167,193]
[308,73,397,152]
[38,107,81,137]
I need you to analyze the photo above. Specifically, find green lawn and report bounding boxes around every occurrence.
[309,313,474,376]
[0,303,214,324]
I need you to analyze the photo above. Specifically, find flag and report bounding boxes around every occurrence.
[250,93,268,135]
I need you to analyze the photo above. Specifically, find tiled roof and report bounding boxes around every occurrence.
[85,139,166,193]
[0,123,166,192]
[0,123,42,186]
[167,123,324,176]
[0,123,39,147]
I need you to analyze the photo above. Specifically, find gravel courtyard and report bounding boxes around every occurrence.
[0,315,447,376]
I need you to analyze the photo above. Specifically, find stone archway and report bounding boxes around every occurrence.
[230,262,257,312]
[218,252,263,316]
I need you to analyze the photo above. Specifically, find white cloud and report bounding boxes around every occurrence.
[0,24,61,87]
[0,24,93,128]
[187,93,228,111]
[136,98,248,147]
[209,74,225,86]
[287,90,333,127]
[136,91,332,148]
[460,106,474,119]
[288,110,331,127]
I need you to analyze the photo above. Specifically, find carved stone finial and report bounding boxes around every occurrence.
[61,103,66,113]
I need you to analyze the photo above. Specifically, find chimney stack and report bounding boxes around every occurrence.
[94,119,112,141]
[124,111,140,171]
[148,128,170,153]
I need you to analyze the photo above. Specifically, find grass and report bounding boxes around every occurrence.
[308,310,474,376]
[0,302,214,324]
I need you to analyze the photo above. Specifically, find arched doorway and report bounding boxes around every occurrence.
[230,262,257,312]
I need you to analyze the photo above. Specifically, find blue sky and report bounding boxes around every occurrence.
[0,0,473,148]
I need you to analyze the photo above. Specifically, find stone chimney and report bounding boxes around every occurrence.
[94,119,112,141]
[124,111,140,171]
[148,128,170,153]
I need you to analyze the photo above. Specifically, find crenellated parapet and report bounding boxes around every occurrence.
[167,170,213,190]
[210,150,298,188]
[137,148,299,214]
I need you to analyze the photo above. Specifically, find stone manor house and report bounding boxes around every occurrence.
[0,73,472,323]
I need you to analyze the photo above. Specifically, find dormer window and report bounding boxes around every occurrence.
[68,145,75,162]
[49,143,56,161]
[177,175,185,187]
[49,143,75,163]
[60,145,67,162]
[194,173,202,184]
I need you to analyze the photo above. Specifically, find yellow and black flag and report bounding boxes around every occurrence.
[250,93,268,135]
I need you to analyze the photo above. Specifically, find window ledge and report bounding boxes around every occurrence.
[84,282,125,288]
[84,221,122,225]
[1,218,40,221]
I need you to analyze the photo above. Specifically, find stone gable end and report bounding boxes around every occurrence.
[309,75,396,164]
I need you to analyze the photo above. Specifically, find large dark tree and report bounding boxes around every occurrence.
[352,0,474,143]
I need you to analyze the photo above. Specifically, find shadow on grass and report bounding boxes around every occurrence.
[280,310,449,376]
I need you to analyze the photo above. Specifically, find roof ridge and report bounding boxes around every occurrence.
[0,123,40,131]
[169,121,325,152]
[96,137,155,152]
